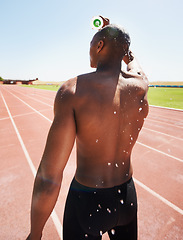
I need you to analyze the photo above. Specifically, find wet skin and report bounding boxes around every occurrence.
[59,68,148,188]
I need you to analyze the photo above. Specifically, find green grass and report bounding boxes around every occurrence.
[148,87,183,109]
[22,84,183,110]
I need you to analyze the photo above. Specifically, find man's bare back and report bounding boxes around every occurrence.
[57,69,148,188]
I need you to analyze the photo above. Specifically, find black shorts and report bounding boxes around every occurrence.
[63,177,137,240]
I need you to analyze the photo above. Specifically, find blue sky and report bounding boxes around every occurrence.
[1,0,183,82]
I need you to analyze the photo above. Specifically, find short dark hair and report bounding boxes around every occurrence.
[96,24,131,54]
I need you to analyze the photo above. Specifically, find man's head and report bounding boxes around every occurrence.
[90,24,131,68]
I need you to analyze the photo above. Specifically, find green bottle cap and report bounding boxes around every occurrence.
[91,16,104,29]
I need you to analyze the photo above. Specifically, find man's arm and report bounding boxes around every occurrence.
[26,82,76,240]
[123,50,147,77]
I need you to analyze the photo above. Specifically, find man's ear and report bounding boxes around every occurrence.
[97,40,104,53]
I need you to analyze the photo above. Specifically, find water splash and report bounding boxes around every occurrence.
[107,208,111,213]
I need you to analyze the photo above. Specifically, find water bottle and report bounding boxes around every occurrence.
[91,16,104,30]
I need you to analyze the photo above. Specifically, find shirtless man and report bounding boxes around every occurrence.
[26,21,148,240]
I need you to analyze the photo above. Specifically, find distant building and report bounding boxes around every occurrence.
[3,78,38,85]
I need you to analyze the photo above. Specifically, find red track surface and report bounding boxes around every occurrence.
[0,85,182,240]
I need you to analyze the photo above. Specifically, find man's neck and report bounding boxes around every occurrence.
[96,61,122,75]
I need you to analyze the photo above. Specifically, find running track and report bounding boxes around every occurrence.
[0,85,182,240]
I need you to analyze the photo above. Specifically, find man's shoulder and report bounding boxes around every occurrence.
[121,71,148,90]
[59,77,77,94]
[54,77,78,109]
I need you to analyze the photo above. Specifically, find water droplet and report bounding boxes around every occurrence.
[144,118,146,121]
[138,128,141,131]
[89,213,92,217]
[118,189,121,193]
[114,111,117,114]
[130,137,133,140]
[96,139,99,143]
[115,163,118,167]
[94,192,96,194]
[123,150,126,153]
[122,162,125,165]
[100,230,103,236]
[98,204,102,209]
[137,119,139,122]
[130,142,132,144]
[129,122,131,125]
[120,199,124,204]
[107,208,111,213]
[108,162,111,166]
[140,100,143,103]
[139,107,143,112]
[131,203,134,206]
[126,173,129,176]
[111,229,115,235]
[85,234,88,237]
[97,209,99,212]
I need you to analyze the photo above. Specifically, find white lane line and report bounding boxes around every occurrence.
[0,109,52,121]
[142,127,183,141]
[150,105,183,112]
[16,86,56,101]
[146,118,183,129]
[136,141,183,163]
[11,88,53,107]
[134,178,183,215]
[4,89,52,123]
[0,91,62,239]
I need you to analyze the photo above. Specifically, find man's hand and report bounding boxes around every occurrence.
[99,15,110,28]
[123,50,134,65]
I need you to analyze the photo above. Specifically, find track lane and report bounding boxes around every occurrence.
[0,85,182,240]
[0,88,61,239]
